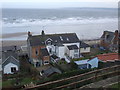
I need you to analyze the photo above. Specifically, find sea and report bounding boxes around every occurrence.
[2,8,118,40]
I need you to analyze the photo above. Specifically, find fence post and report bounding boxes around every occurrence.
[94,70,98,82]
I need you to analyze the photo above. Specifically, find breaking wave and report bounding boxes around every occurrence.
[2,17,117,27]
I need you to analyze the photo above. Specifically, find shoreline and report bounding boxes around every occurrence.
[1,40,27,47]
[2,32,27,39]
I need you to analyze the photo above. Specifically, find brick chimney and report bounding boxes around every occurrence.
[14,46,17,51]
[41,30,45,36]
[28,31,32,37]
[114,30,118,36]
[113,30,119,44]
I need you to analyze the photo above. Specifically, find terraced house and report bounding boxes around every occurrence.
[100,30,119,52]
[27,31,80,67]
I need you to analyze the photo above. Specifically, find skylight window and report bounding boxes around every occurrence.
[55,40,57,42]
[67,38,69,41]
[60,36,63,41]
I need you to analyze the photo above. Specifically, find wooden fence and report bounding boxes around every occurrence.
[25,65,120,90]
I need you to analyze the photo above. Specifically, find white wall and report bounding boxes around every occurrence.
[65,46,70,56]
[69,50,74,58]
[58,46,65,58]
[88,57,99,68]
[80,47,90,53]
[0,65,2,71]
[46,45,55,55]
[46,42,80,59]
[64,42,80,58]
[4,63,19,74]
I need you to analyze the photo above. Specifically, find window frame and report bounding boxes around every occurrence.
[11,67,16,72]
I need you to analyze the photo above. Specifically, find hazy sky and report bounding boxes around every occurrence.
[1,0,119,8]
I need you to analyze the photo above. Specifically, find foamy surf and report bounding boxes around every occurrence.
[2,17,118,27]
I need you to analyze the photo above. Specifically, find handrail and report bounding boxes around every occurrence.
[25,65,120,89]
[53,70,120,89]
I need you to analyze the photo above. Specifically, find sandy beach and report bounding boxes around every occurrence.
[1,40,27,47]
[0,32,27,47]
[2,32,27,39]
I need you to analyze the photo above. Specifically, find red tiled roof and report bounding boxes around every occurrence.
[96,53,120,62]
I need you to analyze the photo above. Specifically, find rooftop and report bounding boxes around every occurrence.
[96,53,119,62]
[2,51,19,68]
[28,32,80,46]
[101,30,118,42]
[42,67,61,77]
[67,45,78,50]
[74,59,88,65]
[41,48,49,56]
[51,54,59,59]
[80,41,90,48]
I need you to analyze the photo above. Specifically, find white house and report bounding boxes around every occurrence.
[44,33,80,59]
[80,41,90,55]
[27,31,80,66]
[66,45,79,59]
[74,57,99,69]
[2,51,19,74]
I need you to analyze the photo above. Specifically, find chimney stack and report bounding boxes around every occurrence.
[14,46,17,51]
[114,30,118,36]
[28,31,32,37]
[41,30,45,36]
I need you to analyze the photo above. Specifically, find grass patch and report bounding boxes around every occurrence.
[110,82,120,88]
[20,77,34,85]
[2,80,15,87]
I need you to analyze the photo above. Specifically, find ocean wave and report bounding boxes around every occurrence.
[2,17,117,27]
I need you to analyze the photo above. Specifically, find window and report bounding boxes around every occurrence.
[47,41,52,45]
[74,54,78,58]
[79,64,87,69]
[11,67,16,72]
[49,48,52,53]
[44,61,49,64]
[36,49,38,56]
[74,49,78,53]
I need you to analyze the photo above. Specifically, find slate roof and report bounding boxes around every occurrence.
[41,48,49,56]
[28,33,80,46]
[42,67,61,77]
[51,54,59,59]
[2,51,19,68]
[101,31,114,42]
[67,45,78,50]
[80,41,90,48]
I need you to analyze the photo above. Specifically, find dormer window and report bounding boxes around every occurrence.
[60,36,63,41]
[106,35,109,39]
[74,49,78,53]
[47,41,52,45]
[67,38,69,41]
[45,38,53,45]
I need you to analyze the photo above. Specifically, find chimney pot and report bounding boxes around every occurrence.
[28,31,32,36]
